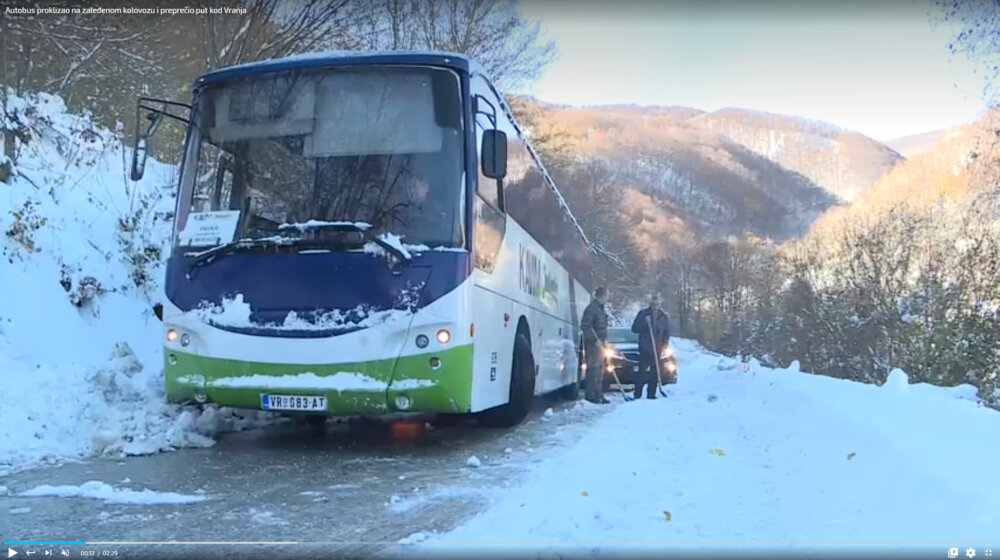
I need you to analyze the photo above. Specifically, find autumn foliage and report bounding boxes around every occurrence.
[511,96,1000,407]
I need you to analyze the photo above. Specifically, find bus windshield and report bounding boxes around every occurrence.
[174,65,465,250]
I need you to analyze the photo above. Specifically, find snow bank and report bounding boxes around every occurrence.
[19,480,207,505]
[394,339,1000,557]
[0,91,275,475]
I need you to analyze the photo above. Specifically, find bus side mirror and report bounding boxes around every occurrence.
[130,101,164,181]
[482,129,507,179]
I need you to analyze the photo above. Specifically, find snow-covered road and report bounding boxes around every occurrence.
[0,397,609,559]
[387,339,1000,559]
[5,339,997,560]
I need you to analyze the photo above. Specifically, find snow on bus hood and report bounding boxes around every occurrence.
[193,283,425,331]
[277,220,373,232]
[360,232,466,260]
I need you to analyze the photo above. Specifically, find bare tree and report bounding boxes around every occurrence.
[936,0,1000,104]
[1,1,165,179]
[346,0,557,91]
[201,0,354,71]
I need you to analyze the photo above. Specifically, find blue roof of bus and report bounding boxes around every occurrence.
[197,50,487,85]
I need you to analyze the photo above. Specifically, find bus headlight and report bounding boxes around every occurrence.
[603,347,616,359]
[180,333,191,347]
[415,334,429,349]
[166,329,179,343]
[660,347,675,360]
[436,329,451,345]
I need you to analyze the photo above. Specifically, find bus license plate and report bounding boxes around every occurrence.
[261,394,327,411]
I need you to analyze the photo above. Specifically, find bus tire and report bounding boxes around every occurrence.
[478,333,535,428]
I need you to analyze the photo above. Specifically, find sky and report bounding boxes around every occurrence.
[516,0,987,140]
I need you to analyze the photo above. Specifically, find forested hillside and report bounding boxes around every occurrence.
[691,108,905,201]
[887,129,946,158]
[504,91,998,406]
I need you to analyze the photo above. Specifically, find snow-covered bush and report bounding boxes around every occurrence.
[4,200,47,259]
[0,91,273,475]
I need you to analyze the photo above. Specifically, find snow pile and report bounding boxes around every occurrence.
[361,232,465,259]
[399,531,435,545]
[278,220,372,233]
[0,91,273,475]
[395,339,1000,556]
[195,293,254,327]
[884,368,909,392]
[20,480,207,505]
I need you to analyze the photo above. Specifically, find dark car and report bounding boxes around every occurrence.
[602,327,677,389]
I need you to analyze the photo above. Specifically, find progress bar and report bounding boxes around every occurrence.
[5,542,298,545]
[88,542,299,545]
[5,543,86,545]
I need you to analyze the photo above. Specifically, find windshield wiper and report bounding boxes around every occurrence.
[185,236,298,273]
[279,221,412,263]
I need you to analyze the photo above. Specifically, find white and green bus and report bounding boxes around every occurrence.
[133,51,593,427]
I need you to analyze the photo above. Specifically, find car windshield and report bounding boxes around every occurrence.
[173,65,465,250]
[607,328,637,344]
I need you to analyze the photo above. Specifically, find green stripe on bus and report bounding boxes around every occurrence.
[164,344,475,414]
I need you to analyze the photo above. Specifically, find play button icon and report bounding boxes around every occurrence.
[8,548,17,558]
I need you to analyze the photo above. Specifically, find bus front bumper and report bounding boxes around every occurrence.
[164,345,475,415]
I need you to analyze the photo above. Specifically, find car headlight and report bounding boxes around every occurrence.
[604,347,615,359]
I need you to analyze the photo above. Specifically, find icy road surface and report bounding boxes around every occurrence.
[1,398,609,559]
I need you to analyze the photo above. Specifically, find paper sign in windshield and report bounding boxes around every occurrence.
[178,211,241,247]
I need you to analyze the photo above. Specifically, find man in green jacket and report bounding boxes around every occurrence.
[580,286,610,404]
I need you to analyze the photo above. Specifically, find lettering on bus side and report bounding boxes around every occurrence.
[519,244,559,304]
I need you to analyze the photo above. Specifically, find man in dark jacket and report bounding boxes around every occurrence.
[630,294,671,400]
[580,286,610,404]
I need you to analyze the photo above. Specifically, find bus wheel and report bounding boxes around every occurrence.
[478,333,535,428]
